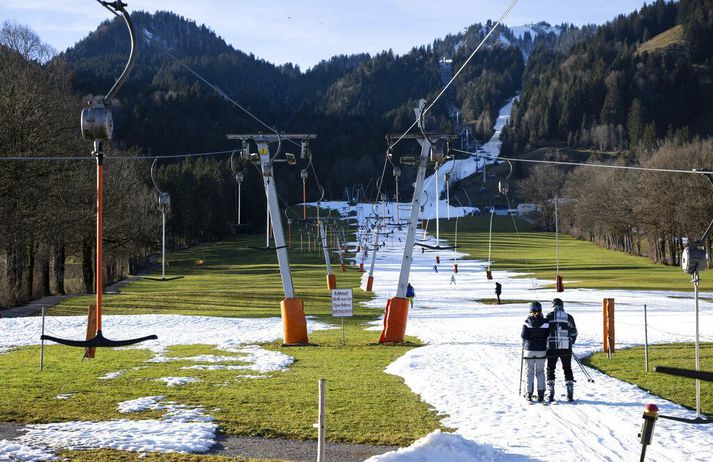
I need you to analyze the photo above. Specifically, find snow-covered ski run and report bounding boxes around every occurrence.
[330,199,713,462]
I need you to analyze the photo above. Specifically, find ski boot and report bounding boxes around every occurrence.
[566,380,574,402]
[537,390,545,403]
[547,380,555,402]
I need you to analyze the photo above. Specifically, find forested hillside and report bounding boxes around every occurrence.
[508,0,713,266]
[57,10,526,236]
[503,0,713,155]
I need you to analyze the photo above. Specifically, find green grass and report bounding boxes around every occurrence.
[54,234,370,318]
[586,343,713,416]
[2,330,439,445]
[637,24,685,55]
[438,216,713,291]
[1,233,443,447]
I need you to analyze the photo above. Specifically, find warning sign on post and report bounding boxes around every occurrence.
[331,288,353,317]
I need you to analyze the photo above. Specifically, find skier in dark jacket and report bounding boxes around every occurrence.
[495,282,502,304]
[545,298,578,401]
[520,301,549,402]
[406,283,415,308]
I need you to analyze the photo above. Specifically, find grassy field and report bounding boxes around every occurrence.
[1,233,443,450]
[637,24,685,55]
[586,343,713,416]
[438,215,713,291]
[54,233,364,318]
[2,329,438,446]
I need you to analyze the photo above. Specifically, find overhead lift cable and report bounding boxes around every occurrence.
[454,149,713,177]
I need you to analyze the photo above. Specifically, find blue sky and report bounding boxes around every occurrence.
[1,0,649,69]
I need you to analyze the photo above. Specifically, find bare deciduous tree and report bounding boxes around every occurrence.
[0,20,56,63]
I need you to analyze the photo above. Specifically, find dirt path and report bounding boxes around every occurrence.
[210,434,397,462]
[0,273,147,318]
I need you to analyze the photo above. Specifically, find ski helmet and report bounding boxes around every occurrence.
[552,298,564,309]
[529,301,542,312]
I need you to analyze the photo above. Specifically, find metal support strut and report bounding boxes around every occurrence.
[228,133,316,345]
[381,100,434,343]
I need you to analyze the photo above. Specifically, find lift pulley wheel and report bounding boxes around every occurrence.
[81,99,113,141]
[682,245,707,274]
[159,192,171,208]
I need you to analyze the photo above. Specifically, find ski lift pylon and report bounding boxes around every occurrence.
[42,0,158,352]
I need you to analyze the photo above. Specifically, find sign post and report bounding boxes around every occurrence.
[331,288,353,345]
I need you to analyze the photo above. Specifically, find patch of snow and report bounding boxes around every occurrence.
[118,396,165,413]
[157,377,200,387]
[181,364,250,371]
[223,345,294,373]
[174,354,247,363]
[14,396,217,457]
[53,394,72,400]
[236,374,268,380]
[1,315,331,355]
[510,23,562,40]
[99,370,125,380]
[364,430,497,462]
[0,440,56,462]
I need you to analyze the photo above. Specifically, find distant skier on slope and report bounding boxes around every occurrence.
[495,282,502,304]
[545,298,578,402]
[520,301,548,402]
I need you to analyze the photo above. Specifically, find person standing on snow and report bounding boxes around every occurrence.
[545,298,578,402]
[520,301,549,402]
[495,282,502,304]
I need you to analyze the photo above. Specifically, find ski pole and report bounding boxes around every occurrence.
[518,342,525,396]
[572,353,594,383]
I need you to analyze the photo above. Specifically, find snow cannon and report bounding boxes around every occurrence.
[638,403,659,460]
[453,263,458,273]
[326,273,336,290]
[436,255,440,264]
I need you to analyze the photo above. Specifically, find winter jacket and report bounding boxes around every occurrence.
[521,314,549,358]
[545,307,578,351]
[406,284,415,298]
